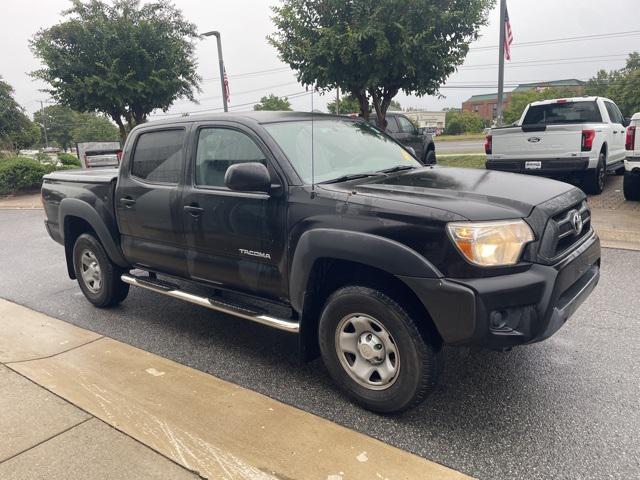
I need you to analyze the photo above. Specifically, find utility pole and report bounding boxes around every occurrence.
[496,0,506,127]
[40,101,49,149]
[336,87,340,115]
[201,31,228,112]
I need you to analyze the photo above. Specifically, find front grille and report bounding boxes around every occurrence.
[538,200,591,261]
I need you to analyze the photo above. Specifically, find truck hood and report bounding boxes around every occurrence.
[333,166,578,221]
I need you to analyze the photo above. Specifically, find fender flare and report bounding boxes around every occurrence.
[59,198,128,269]
[289,228,442,312]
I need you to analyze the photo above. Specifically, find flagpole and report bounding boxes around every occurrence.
[496,0,506,127]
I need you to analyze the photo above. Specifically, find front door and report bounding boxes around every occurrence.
[181,123,287,300]
[116,127,189,277]
[395,115,424,159]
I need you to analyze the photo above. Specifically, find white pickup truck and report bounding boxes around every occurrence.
[486,97,628,194]
[623,112,640,200]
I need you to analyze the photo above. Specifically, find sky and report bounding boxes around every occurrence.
[2,0,640,119]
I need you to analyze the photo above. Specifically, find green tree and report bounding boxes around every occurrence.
[444,111,484,135]
[72,113,120,143]
[253,94,292,111]
[327,94,362,114]
[30,0,200,141]
[34,105,120,149]
[0,77,40,150]
[503,87,583,125]
[389,100,402,111]
[269,0,494,129]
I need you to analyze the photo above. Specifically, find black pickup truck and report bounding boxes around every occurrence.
[42,112,600,413]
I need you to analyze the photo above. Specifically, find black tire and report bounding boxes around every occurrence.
[424,148,436,165]
[318,286,437,413]
[73,233,129,308]
[583,152,606,195]
[623,172,640,201]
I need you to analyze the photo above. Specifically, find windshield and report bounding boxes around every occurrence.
[522,101,602,125]
[263,118,420,184]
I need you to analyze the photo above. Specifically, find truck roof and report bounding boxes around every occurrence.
[140,111,343,129]
[528,96,611,107]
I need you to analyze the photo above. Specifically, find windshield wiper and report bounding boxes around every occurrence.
[379,165,417,174]
[320,172,383,184]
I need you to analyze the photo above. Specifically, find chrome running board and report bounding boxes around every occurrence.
[121,274,300,334]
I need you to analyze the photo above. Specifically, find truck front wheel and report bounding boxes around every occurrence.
[72,233,129,308]
[318,286,437,413]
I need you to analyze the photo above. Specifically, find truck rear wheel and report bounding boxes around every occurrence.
[73,233,129,308]
[623,172,640,201]
[583,153,606,195]
[318,286,437,413]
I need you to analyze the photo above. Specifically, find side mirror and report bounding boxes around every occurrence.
[418,127,426,136]
[406,146,417,157]
[224,162,272,193]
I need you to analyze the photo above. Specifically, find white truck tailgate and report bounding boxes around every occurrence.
[492,125,583,159]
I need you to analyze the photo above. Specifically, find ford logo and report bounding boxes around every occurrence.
[528,137,541,143]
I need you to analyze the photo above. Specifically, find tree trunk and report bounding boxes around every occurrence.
[356,92,370,121]
[369,87,399,132]
[109,113,127,144]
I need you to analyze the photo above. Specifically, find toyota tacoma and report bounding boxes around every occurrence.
[42,112,600,413]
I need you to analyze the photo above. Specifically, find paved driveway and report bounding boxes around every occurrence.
[1,209,639,479]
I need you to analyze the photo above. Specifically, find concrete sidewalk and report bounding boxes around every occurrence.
[0,192,41,209]
[0,299,471,480]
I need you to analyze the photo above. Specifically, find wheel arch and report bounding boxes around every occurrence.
[290,229,443,361]
[59,198,128,279]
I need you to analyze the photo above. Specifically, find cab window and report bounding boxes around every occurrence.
[130,129,185,184]
[397,116,417,134]
[195,128,266,188]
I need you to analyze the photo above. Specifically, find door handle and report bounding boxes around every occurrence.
[613,131,618,134]
[184,205,205,217]
[119,197,136,207]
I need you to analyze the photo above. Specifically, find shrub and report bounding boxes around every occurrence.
[58,152,81,166]
[0,157,48,195]
[35,152,50,162]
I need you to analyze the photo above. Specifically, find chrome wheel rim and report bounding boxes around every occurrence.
[80,249,102,293]
[335,314,400,390]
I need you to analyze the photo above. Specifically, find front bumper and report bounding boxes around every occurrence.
[401,230,601,349]
[486,157,591,175]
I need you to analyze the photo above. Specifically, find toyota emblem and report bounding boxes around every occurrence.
[570,210,583,236]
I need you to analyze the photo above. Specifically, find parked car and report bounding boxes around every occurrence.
[623,112,640,200]
[486,97,628,194]
[41,112,600,413]
[370,112,437,164]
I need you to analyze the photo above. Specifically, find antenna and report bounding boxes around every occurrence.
[310,84,316,198]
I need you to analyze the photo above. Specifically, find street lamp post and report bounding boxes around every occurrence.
[201,30,228,112]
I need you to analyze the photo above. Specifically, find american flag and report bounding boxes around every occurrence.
[223,67,231,103]
[504,5,514,61]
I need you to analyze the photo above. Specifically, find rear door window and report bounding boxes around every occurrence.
[131,129,185,184]
[397,116,417,134]
[522,101,602,125]
[604,102,624,124]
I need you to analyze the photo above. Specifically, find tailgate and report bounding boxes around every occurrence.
[492,124,584,159]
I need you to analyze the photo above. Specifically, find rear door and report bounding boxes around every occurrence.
[181,122,288,300]
[116,127,189,277]
[604,101,626,164]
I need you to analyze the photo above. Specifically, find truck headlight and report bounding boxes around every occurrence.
[446,220,534,267]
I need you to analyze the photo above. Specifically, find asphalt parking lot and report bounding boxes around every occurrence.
[1,209,639,480]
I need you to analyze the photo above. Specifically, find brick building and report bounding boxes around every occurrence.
[462,79,587,122]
